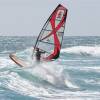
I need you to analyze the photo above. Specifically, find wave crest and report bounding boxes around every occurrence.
[61,46,100,57]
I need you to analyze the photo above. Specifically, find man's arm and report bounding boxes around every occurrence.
[40,51,45,54]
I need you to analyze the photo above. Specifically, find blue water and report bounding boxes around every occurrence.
[0,36,100,100]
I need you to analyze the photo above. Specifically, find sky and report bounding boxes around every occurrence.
[0,0,100,36]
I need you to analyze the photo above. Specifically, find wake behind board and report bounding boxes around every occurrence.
[9,54,30,67]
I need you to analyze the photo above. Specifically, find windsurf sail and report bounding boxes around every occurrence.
[33,4,68,61]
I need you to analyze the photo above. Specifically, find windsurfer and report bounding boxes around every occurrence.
[35,48,45,61]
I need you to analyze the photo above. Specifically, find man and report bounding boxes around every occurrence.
[35,48,45,62]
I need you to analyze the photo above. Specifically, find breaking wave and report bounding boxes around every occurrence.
[61,46,100,57]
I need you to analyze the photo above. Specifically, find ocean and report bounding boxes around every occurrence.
[0,36,100,100]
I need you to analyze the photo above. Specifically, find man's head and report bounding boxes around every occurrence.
[36,48,39,52]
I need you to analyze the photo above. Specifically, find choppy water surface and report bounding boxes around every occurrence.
[0,36,100,100]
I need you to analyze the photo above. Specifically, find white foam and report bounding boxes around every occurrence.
[0,68,100,100]
[2,72,98,99]
[24,61,79,89]
[27,62,65,85]
[0,50,12,54]
[67,66,100,73]
[0,57,14,68]
[15,47,33,57]
[61,46,100,57]
[3,72,50,97]
[84,79,100,85]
